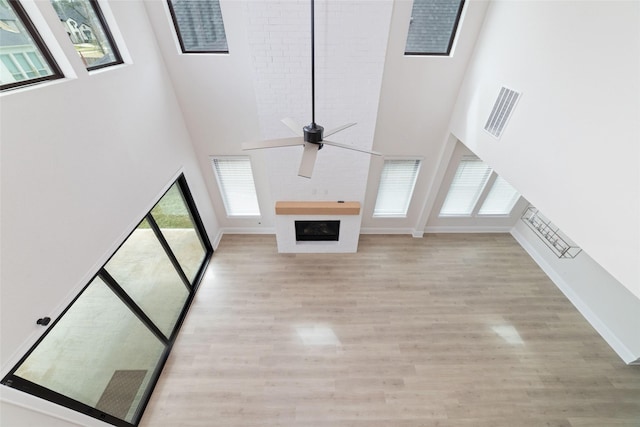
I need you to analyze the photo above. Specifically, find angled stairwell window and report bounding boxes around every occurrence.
[405,0,465,56]
[50,0,123,70]
[0,0,63,91]
[167,0,228,53]
[374,159,421,217]
[212,156,261,217]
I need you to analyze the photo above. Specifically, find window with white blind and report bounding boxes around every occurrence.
[439,156,522,217]
[211,157,260,217]
[405,0,465,56]
[478,175,520,215]
[439,157,492,216]
[373,159,421,217]
[167,0,228,53]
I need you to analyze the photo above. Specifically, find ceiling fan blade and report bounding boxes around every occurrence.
[323,140,382,156]
[298,143,319,178]
[281,117,304,136]
[242,137,303,151]
[324,122,357,138]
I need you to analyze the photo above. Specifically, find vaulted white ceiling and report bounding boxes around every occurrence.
[143,0,490,232]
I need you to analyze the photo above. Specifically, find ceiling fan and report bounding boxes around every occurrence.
[241,0,381,179]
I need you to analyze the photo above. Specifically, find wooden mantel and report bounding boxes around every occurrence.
[275,201,360,215]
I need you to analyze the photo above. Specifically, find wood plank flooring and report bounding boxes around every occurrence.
[140,234,640,427]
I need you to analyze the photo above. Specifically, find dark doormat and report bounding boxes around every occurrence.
[96,369,147,419]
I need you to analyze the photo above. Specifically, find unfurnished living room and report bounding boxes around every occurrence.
[1,0,639,426]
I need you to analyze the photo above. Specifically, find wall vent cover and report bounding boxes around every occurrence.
[484,87,521,138]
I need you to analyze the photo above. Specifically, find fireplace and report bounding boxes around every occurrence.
[295,220,340,242]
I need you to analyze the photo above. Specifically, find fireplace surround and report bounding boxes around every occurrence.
[275,201,361,253]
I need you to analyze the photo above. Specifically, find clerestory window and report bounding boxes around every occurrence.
[405,0,465,56]
[50,0,123,70]
[0,0,63,91]
[167,0,228,53]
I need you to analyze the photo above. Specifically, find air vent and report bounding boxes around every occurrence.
[484,87,521,138]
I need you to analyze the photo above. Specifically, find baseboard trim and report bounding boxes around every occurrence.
[511,227,638,365]
[359,228,414,235]
[212,230,224,250]
[425,225,513,233]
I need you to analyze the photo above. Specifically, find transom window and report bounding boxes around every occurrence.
[405,0,465,56]
[211,156,261,217]
[439,156,521,217]
[373,159,421,217]
[167,0,228,53]
[51,0,123,70]
[0,0,63,90]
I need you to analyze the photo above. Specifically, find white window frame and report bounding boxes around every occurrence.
[211,156,261,218]
[477,175,521,216]
[373,158,422,218]
[439,156,521,218]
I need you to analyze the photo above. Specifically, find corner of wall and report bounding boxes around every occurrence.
[511,221,640,365]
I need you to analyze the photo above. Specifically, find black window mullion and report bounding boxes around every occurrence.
[166,0,228,54]
[2,376,134,427]
[145,213,192,290]
[85,0,123,70]
[1,0,63,91]
[99,269,169,345]
[177,176,213,254]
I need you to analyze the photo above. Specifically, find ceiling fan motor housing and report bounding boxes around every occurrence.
[304,124,324,146]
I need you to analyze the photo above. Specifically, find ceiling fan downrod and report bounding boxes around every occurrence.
[303,0,324,146]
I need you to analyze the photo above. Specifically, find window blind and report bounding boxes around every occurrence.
[373,159,421,217]
[405,0,465,55]
[478,175,520,215]
[211,157,260,217]
[167,0,228,53]
[439,157,491,216]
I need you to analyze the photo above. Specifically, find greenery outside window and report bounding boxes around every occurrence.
[0,0,63,90]
[51,0,123,70]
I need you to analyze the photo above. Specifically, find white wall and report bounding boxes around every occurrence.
[250,0,392,209]
[144,0,264,233]
[361,0,489,233]
[0,0,217,424]
[146,0,491,239]
[512,220,640,364]
[449,0,640,298]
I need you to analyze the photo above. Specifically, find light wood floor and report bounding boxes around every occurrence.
[140,234,640,427]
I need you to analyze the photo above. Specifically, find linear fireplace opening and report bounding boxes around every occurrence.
[295,220,340,242]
